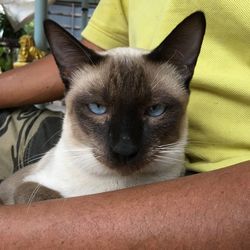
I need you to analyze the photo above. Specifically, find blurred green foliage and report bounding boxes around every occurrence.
[0,46,13,72]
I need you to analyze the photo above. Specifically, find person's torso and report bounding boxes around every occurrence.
[126,0,250,171]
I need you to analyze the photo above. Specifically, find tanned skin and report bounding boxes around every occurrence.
[0,162,249,249]
[0,40,103,108]
[0,40,249,249]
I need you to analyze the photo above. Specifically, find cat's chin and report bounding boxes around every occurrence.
[112,165,146,176]
[94,149,160,176]
[100,160,151,176]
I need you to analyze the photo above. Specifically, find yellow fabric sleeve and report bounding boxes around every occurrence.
[82,0,128,49]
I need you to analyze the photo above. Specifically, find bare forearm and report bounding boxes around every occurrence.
[0,54,64,108]
[0,39,103,108]
[0,162,249,249]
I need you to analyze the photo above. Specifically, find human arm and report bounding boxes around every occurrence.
[0,0,126,109]
[0,161,249,249]
[0,40,103,109]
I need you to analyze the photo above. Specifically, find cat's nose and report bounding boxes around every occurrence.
[111,136,138,162]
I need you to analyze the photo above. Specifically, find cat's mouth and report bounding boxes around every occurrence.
[108,162,148,176]
[112,151,138,165]
[95,149,153,176]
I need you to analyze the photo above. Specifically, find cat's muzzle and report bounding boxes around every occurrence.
[111,140,139,164]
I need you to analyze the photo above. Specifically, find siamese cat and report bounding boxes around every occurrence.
[0,12,206,205]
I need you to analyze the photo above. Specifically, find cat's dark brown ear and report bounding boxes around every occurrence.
[146,11,206,89]
[44,19,103,89]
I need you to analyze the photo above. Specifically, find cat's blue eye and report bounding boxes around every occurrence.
[87,103,107,115]
[146,104,166,117]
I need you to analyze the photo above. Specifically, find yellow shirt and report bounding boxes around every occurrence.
[82,0,250,172]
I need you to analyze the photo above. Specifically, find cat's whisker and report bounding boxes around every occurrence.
[154,158,183,165]
[67,152,92,159]
[154,155,184,163]
[155,156,182,162]
[156,144,185,149]
[156,147,185,153]
[21,151,55,167]
[157,146,185,151]
[41,129,63,148]
[70,148,94,152]
[156,141,187,148]
[20,151,59,168]
[166,50,185,66]
[16,154,46,170]
[157,150,185,155]
[70,154,97,162]
[157,143,187,148]
[16,147,95,170]
[26,183,41,210]
[158,151,184,155]
[71,159,95,164]
[157,148,186,153]
[25,155,44,164]
[151,65,167,90]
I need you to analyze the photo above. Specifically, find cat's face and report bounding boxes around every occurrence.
[66,49,189,174]
[44,12,205,175]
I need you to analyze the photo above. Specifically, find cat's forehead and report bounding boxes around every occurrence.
[68,47,187,103]
[104,53,150,103]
